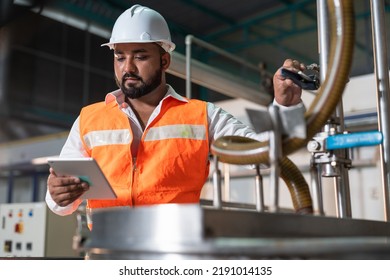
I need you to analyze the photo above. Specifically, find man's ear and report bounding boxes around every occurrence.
[161,53,171,69]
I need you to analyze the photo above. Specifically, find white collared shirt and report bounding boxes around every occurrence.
[46,85,305,215]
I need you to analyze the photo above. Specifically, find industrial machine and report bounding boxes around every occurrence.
[85,204,390,259]
[83,0,390,260]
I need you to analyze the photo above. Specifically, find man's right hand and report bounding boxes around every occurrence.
[47,167,90,207]
[273,58,305,106]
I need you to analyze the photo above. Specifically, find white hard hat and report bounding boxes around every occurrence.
[101,4,176,53]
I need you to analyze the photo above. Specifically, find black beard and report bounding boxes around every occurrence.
[116,67,162,99]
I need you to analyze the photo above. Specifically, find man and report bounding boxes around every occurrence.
[46,5,305,225]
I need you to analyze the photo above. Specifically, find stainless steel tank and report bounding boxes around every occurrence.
[84,203,390,259]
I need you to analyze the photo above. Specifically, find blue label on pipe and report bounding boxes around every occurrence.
[326,131,383,150]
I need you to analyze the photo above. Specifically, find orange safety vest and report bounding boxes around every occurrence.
[79,96,210,211]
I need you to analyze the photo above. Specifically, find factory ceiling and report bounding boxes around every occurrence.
[0,0,390,142]
[3,0,389,76]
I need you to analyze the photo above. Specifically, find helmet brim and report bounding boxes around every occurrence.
[101,40,175,53]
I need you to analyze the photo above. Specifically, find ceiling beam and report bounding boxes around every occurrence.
[203,0,314,41]
[178,0,236,25]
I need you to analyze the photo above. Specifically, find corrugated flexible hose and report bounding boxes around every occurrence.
[210,0,355,214]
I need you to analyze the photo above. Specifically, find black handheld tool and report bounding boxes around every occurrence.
[281,68,320,90]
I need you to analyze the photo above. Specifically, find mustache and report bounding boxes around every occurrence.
[123,72,142,80]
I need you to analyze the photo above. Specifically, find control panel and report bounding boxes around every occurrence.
[0,202,78,258]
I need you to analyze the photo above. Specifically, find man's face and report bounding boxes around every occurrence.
[113,43,168,99]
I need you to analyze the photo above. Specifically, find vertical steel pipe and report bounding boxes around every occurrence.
[212,156,223,209]
[255,165,265,212]
[268,106,282,212]
[317,0,351,218]
[370,0,390,221]
[310,162,324,215]
[185,35,193,99]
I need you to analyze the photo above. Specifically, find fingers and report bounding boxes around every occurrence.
[47,172,89,207]
[274,59,305,81]
[283,58,306,71]
[52,186,86,207]
[49,167,56,176]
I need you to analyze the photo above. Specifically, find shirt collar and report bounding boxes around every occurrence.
[104,85,188,107]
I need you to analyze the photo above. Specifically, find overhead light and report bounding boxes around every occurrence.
[32,6,111,39]
[14,0,34,6]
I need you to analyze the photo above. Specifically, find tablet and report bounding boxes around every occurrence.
[47,157,117,200]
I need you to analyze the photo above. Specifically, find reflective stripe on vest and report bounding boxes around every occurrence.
[84,129,131,149]
[144,124,206,141]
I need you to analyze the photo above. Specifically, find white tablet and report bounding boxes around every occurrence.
[47,157,117,200]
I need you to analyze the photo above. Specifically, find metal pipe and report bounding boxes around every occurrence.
[255,165,265,212]
[317,0,329,77]
[370,0,390,221]
[185,35,192,99]
[334,165,352,218]
[182,35,272,105]
[200,199,259,211]
[268,105,282,212]
[310,162,324,215]
[223,164,231,202]
[313,0,329,217]
[187,35,260,72]
[318,0,351,218]
[212,156,222,209]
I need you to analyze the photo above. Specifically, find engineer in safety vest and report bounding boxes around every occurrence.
[45,5,306,226]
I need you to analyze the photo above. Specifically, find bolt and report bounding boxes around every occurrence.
[308,141,320,151]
